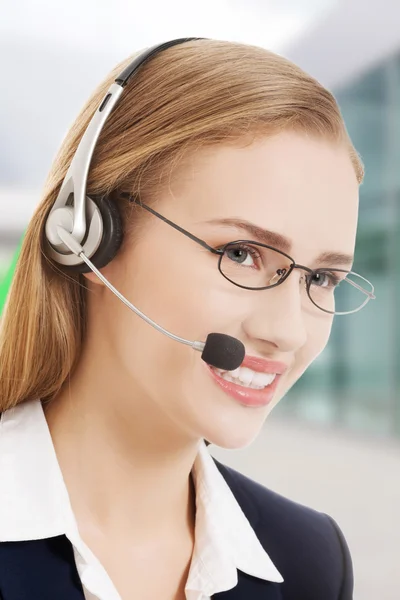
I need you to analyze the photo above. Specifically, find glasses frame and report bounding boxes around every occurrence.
[127,198,376,316]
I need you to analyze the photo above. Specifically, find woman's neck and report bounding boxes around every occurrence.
[43,367,198,547]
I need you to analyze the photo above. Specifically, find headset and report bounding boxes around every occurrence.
[43,38,245,372]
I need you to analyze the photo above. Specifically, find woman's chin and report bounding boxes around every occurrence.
[202,420,266,450]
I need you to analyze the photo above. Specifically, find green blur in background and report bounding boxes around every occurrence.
[0,244,20,315]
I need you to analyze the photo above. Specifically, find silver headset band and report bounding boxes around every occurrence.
[47,37,203,246]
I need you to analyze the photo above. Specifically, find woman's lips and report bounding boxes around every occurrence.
[240,355,288,375]
[206,364,282,408]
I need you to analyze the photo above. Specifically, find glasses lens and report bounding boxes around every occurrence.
[220,244,373,315]
[308,270,373,314]
[220,242,290,289]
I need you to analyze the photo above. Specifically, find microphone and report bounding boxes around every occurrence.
[56,227,245,371]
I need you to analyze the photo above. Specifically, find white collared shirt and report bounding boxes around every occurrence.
[0,399,283,600]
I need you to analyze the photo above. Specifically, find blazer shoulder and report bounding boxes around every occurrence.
[214,459,354,600]
[215,457,332,527]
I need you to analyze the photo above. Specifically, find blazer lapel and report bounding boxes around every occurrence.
[213,571,283,599]
[0,536,282,600]
[0,536,85,600]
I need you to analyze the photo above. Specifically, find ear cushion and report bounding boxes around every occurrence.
[68,196,124,274]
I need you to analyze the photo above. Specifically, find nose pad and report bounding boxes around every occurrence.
[269,266,308,292]
[298,271,307,287]
[269,268,289,286]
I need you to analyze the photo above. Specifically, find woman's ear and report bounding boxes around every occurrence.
[80,251,122,287]
[81,270,105,286]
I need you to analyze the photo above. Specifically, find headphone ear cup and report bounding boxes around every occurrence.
[66,196,124,274]
[91,195,124,269]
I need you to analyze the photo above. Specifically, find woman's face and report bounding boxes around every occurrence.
[92,131,359,449]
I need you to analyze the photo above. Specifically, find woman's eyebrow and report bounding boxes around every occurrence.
[203,218,354,267]
[204,218,292,252]
[315,251,354,268]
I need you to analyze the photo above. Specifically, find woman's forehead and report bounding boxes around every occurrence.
[160,132,359,259]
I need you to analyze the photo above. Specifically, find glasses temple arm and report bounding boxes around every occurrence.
[346,275,376,299]
[124,196,222,255]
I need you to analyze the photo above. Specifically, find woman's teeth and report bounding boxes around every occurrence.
[212,366,276,390]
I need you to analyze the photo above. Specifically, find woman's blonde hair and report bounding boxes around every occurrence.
[0,39,363,412]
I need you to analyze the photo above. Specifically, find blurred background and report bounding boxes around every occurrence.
[1,0,399,598]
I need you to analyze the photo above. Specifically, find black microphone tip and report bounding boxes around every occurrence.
[201,333,245,371]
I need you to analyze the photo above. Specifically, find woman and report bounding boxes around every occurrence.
[0,38,374,600]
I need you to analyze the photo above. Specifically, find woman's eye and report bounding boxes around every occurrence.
[310,271,340,288]
[225,245,260,267]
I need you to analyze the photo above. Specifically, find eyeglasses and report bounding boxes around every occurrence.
[128,198,376,316]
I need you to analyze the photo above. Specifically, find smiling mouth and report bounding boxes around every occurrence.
[207,363,282,408]
[210,365,276,390]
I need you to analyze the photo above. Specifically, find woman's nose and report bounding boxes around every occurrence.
[243,272,308,353]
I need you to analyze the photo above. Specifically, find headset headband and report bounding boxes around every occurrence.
[45,37,203,268]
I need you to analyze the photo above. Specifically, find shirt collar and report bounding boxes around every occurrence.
[0,398,76,541]
[187,442,283,595]
[0,399,282,596]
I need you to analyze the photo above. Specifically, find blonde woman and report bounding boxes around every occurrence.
[0,38,374,600]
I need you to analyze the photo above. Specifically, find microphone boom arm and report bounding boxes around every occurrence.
[56,226,205,350]
[56,226,244,371]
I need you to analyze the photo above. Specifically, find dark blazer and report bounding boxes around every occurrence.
[0,459,353,600]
